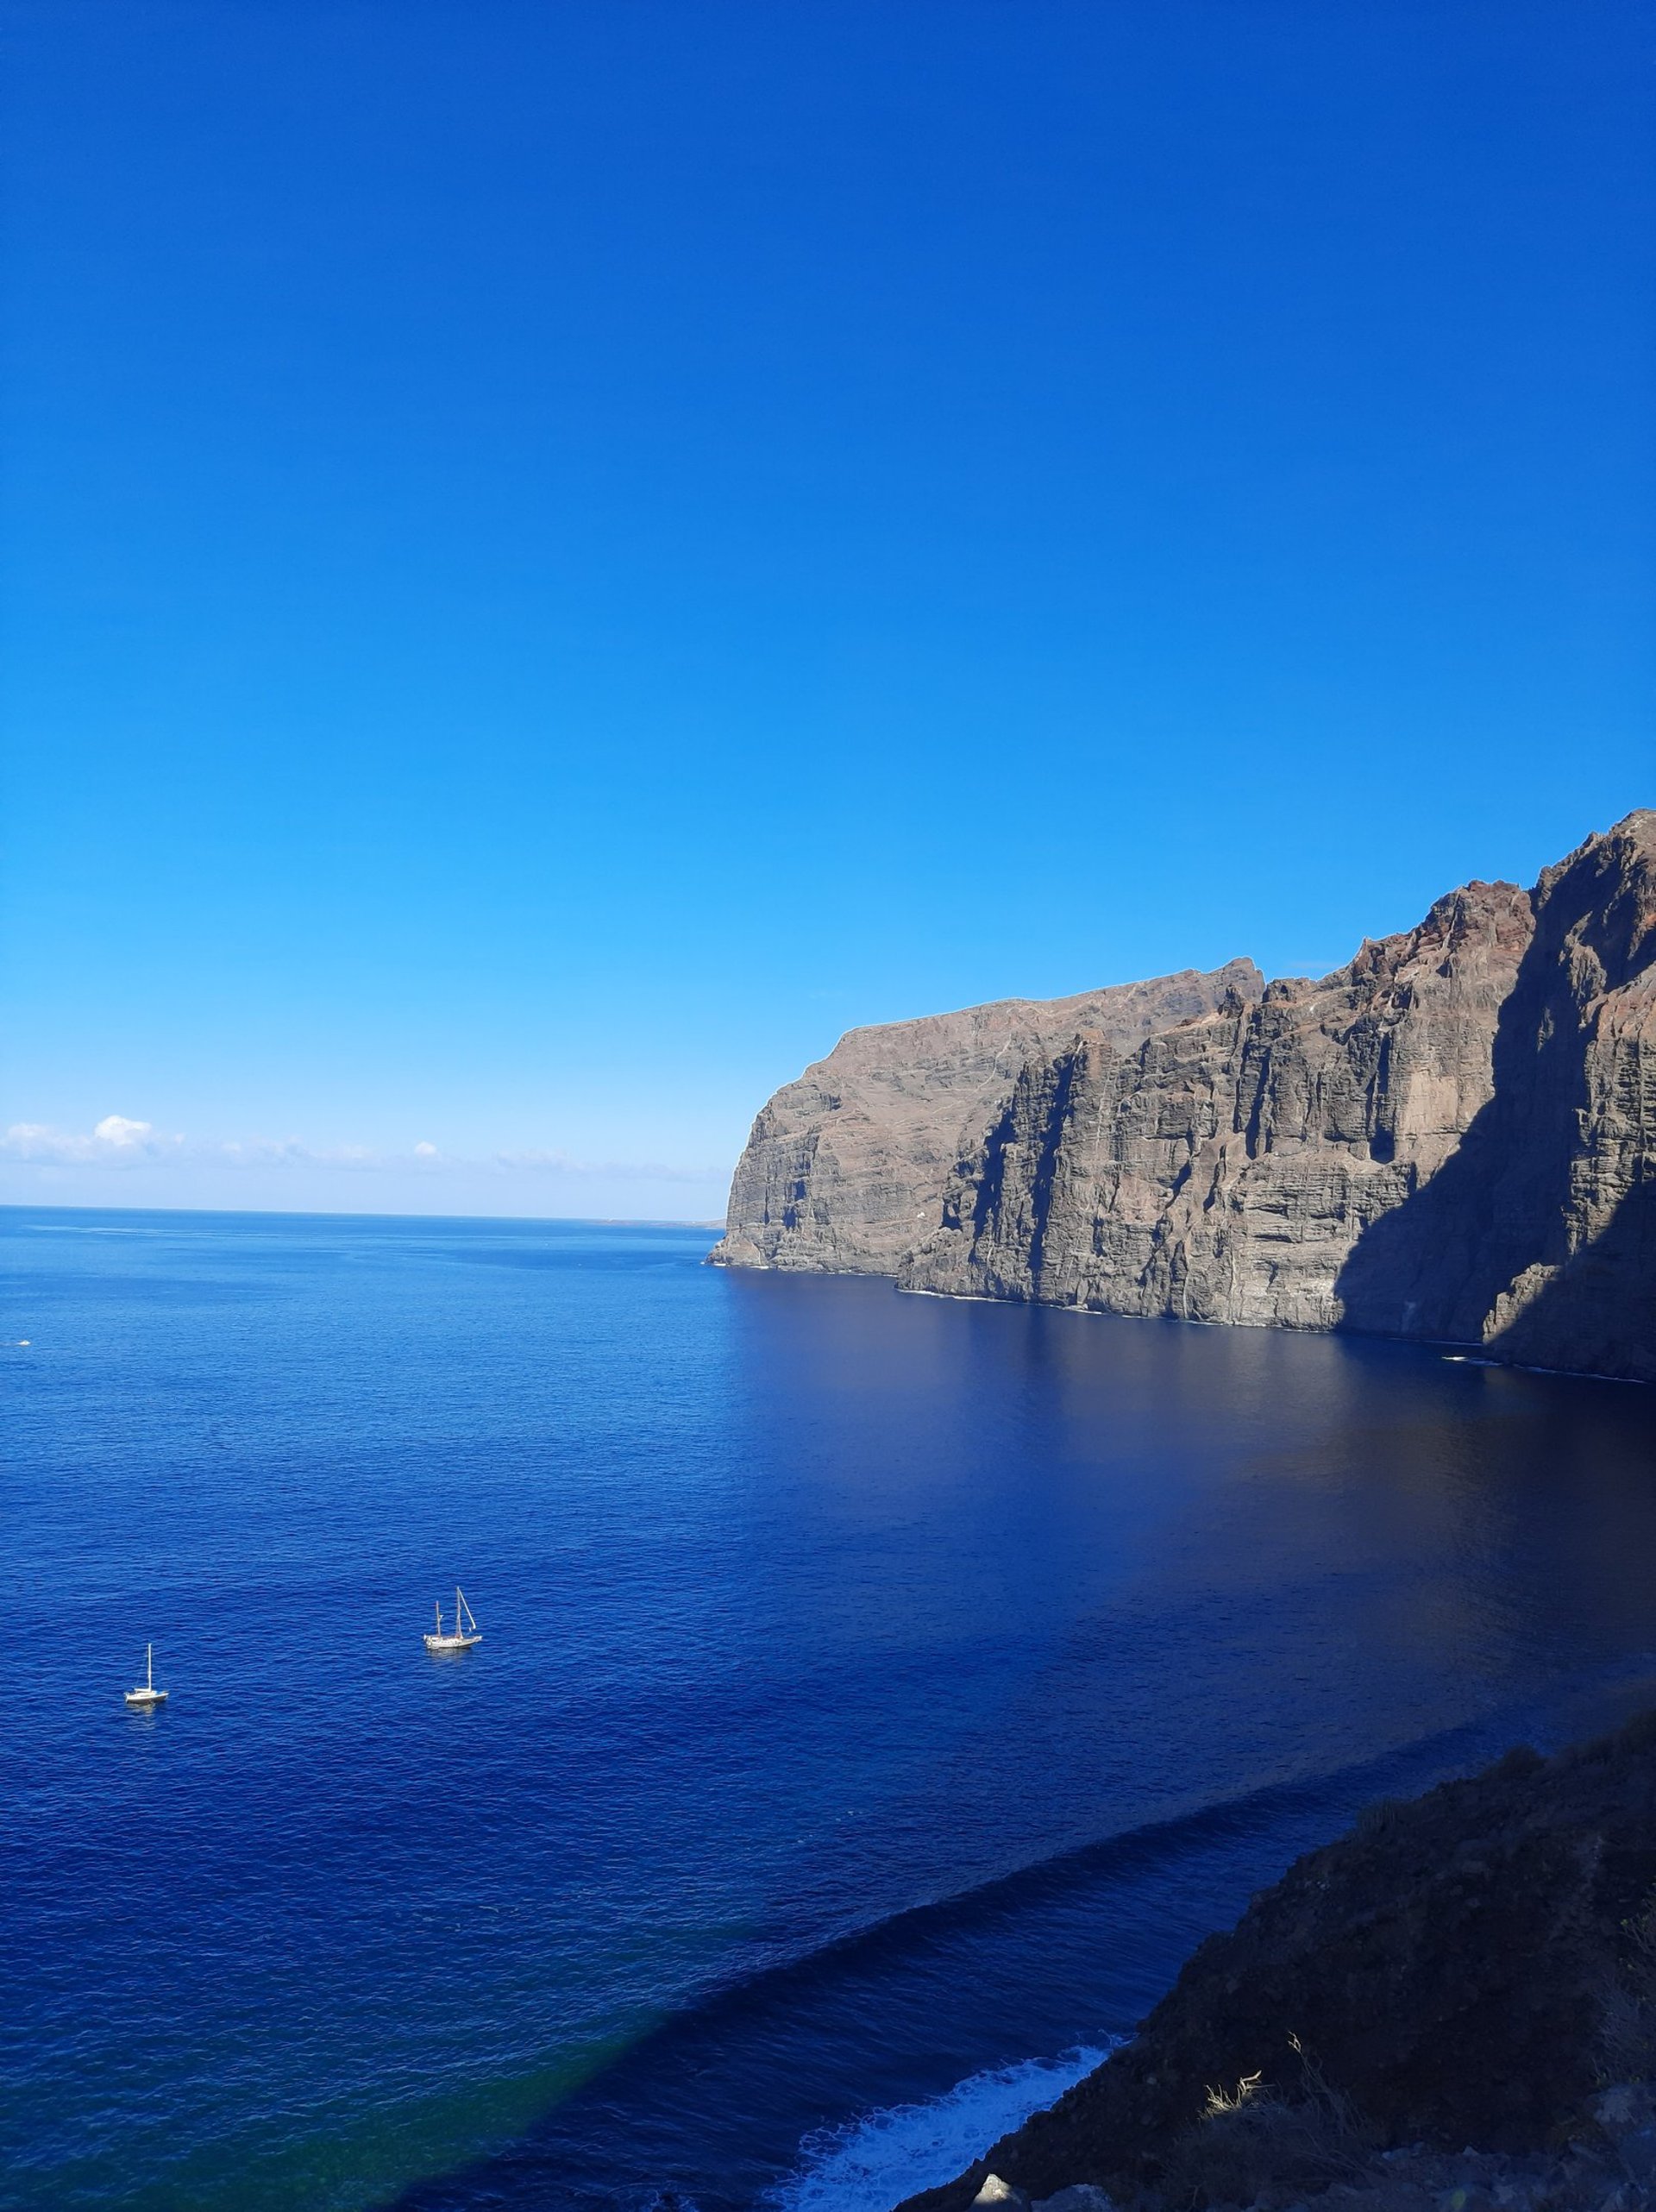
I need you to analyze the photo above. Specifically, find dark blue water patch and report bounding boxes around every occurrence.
[388,1683,1656,2212]
[3,1208,1654,2212]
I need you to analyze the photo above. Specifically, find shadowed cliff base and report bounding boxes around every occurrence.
[1333,814,1656,1382]
[1487,1175,1656,1380]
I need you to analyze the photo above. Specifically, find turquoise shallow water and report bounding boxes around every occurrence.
[4,1207,1654,2212]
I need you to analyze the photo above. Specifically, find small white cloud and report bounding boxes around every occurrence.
[1,1122,77,1163]
[2,1116,177,1166]
[214,1137,311,1166]
[214,1138,384,1171]
[93,1115,154,1147]
[0,1116,724,1188]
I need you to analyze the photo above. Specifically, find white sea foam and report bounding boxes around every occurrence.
[766,2040,1118,2212]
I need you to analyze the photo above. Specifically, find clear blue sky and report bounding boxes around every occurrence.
[3,0,1652,1218]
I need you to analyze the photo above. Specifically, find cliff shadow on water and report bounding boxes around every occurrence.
[1335,823,1656,1382]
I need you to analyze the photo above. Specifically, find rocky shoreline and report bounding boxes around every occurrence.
[714,812,1655,1386]
[960,2132,1653,2212]
[893,1714,1656,2212]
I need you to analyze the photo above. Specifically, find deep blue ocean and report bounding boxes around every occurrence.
[6,1208,1656,2212]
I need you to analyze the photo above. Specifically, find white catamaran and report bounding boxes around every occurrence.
[424,1587,480,1653]
[125,1643,167,1707]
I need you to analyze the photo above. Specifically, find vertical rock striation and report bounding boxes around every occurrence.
[1333,813,1656,1371]
[709,963,1264,1274]
[715,814,1656,1382]
[902,879,1535,1330]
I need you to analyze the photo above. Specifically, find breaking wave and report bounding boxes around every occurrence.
[765,2042,1118,2212]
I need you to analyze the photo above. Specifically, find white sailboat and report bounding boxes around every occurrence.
[423,1587,480,1653]
[125,1643,167,1707]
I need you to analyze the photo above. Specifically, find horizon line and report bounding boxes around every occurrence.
[0,1199,726,1231]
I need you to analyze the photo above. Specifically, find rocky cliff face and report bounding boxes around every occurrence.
[1333,815,1656,1375]
[715,814,1655,1382]
[710,962,1264,1275]
[901,876,1535,1332]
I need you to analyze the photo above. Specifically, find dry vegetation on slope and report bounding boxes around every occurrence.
[900,1712,1656,2212]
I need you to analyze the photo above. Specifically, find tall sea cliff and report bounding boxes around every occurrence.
[713,813,1656,1384]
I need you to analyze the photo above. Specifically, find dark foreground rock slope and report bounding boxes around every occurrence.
[899,1712,1656,2212]
[713,814,1656,1381]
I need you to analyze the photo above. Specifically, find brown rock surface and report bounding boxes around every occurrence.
[896,1712,1656,2212]
[709,964,1264,1275]
[900,877,1534,1331]
[1334,812,1656,1373]
[714,814,1656,1381]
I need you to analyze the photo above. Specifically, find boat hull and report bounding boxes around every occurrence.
[125,1688,167,1706]
[423,1633,481,1652]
